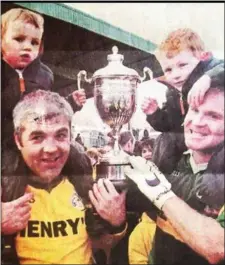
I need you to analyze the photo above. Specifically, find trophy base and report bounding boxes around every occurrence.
[110,179,129,192]
[96,161,130,192]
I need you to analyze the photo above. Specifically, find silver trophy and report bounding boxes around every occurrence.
[77,46,152,190]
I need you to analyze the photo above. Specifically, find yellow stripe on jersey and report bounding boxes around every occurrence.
[15,179,92,264]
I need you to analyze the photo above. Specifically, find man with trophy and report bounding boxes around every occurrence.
[78,46,224,265]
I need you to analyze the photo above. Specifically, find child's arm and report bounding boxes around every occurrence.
[188,63,224,107]
[66,89,87,112]
[143,93,183,132]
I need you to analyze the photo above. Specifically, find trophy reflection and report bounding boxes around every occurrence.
[78,46,152,190]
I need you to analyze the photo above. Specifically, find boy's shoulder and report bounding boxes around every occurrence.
[28,57,54,87]
[39,60,53,76]
[203,56,224,71]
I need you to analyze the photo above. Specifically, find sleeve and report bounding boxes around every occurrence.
[146,88,183,132]
[206,63,224,89]
[217,205,225,228]
[129,213,156,264]
[65,94,83,113]
[91,223,128,263]
[146,103,175,132]
[39,62,54,90]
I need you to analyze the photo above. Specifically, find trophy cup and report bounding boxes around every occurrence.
[77,46,152,190]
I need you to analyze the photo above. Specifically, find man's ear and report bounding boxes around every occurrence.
[14,132,22,150]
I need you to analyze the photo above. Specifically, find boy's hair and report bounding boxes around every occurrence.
[1,8,44,39]
[156,28,205,58]
[13,90,73,135]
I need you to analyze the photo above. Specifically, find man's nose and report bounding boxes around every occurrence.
[43,138,58,153]
[192,113,204,126]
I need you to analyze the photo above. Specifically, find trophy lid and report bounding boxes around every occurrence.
[92,46,140,80]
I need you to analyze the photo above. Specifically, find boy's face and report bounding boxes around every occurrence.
[184,89,224,152]
[15,114,71,183]
[159,50,200,90]
[2,20,42,69]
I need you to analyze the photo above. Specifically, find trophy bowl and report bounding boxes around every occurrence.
[77,46,153,191]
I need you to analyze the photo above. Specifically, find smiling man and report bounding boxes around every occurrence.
[1,90,127,264]
[125,85,224,265]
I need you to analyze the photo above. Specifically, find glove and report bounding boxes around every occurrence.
[124,156,176,210]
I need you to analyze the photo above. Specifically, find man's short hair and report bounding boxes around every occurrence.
[156,28,205,59]
[1,8,44,38]
[118,131,134,147]
[13,90,74,134]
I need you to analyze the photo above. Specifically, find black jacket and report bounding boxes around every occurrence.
[1,58,82,150]
[147,57,224,132]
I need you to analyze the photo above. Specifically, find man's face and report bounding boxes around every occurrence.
[2,20,42,69]
[141,146,152,161]
[123,139,135,154]
[184,89,224,152]
[15,115,71,183]
[159,49,200,90]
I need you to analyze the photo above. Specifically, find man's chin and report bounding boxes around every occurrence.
[39,170,62,183]
[186,141,219,154]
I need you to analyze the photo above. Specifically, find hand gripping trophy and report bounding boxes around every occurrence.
[77,46,152,190]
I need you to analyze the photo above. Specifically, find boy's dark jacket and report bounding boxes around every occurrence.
[2,57,82,149]
[147,56,224,132]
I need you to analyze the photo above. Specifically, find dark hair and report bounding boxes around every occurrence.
[118,131,134,147]
[140,138,155,152]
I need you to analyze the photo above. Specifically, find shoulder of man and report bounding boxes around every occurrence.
[1,174,27,202]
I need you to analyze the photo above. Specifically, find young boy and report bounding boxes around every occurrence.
[142,28,224,132]
[141,28,224,174]
[1,8,86,173]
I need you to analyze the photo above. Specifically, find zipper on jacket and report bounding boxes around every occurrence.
[15,69,25,94]
[179,93,185,116]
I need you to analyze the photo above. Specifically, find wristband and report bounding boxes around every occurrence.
[154,190,176,210]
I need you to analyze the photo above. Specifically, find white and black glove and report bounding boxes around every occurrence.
[124,156,176,210]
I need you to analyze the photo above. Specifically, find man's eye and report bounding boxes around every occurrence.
[14,36,25,42]
[179,63,187,67]
[56,133,67,140]
[209,113,220,119]
[31,135,43,141]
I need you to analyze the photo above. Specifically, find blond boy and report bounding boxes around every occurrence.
[1,8,86,235]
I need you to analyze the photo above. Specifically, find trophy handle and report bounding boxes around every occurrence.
[140,67,153,82]
[77,70,92,90]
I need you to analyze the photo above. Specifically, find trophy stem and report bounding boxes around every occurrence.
[112,127,121,156]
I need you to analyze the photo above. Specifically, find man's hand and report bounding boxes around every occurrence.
[89,179,126,227]
[141,97,159,115]
[72,89,87,107]
[124,156,175,210]
[187,74,211,108]
[1,193,33,235]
